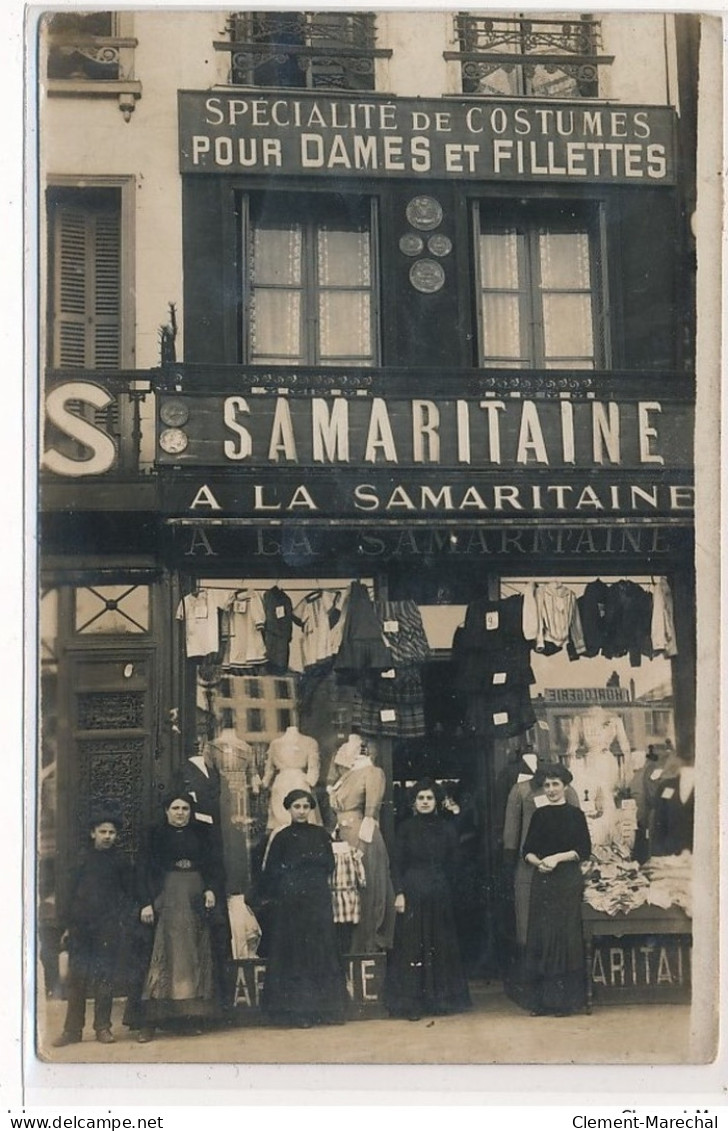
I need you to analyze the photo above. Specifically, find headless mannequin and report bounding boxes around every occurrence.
[263,725,321,831]
[567,705,631,847]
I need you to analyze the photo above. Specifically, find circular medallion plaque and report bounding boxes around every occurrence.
[160,398,189,427]
[409,259,445,294]
[405,195,444,231]
[427,234,453,258]
[399,233,425,256]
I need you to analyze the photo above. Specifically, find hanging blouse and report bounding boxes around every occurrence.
[175,589,225,658]
[293,589,346,670]
[225,589,267,667]
[534,582,586,656]
[650,578,678,657]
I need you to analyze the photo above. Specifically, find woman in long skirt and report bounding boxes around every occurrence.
[522,765,592,1017]
[261,789,348,1028]
[136,793,220,1042]
[386,778,471,1021]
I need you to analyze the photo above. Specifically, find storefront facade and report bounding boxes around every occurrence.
[38,10,700,1018]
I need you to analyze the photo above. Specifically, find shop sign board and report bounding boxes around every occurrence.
[179,92,677,185]
[231,954,387,1022]
[590,935,691,1004]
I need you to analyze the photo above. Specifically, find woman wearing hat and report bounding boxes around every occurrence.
[522,764,592,1017]
[260,789,347,1028]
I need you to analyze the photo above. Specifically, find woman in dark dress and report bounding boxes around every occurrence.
[135,793,220,1042]
[386,779,471,1021]
[261,789,347,1028]
[522,765,592,1017]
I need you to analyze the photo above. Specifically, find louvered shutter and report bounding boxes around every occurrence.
[51,194,121,369]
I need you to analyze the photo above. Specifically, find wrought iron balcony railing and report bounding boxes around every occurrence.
[446,12,613,100]
[44,12,141,120]
[215,11,391,91]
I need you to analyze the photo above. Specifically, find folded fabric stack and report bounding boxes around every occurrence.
[643,851,693,918]
[582,846,650,915]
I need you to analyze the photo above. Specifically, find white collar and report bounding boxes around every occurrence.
[188,755,209,777]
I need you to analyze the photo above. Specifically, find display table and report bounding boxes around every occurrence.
[582,904,692,1012]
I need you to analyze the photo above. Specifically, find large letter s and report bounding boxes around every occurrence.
[42,382,117,477]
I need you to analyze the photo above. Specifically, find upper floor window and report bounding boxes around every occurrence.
[474,201,606,370]
[47,187,121,370]
[43,11,141,119]
[219,11,389,91]
[241,193,378,367]
[450,11,611,99]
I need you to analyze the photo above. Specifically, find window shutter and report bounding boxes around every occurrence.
[51,195,120,369]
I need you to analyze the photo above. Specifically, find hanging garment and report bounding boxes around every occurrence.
[262,586,294,672]
[534,582,586,656]
[176,589,226,659]
[650,578,678,657]
[374,600,430,665]
[334,581,392,676]
[225,589,267,667]
[568,578,611,659]
[330,841,367,925]
[601,579,653,667]
[452,595,535,739]
[351,665,427,738]
[293,589,346,670]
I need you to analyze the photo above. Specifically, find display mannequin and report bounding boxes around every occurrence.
[566,705,631,847]
[262,725,321,831]
[327,739,395,952]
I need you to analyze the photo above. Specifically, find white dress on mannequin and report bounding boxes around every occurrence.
[567,705,631,847]
[262,726,321,831]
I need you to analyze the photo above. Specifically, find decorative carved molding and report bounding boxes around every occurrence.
[77,691,145,730]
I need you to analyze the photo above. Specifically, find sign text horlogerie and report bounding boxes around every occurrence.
[178,92,676,184]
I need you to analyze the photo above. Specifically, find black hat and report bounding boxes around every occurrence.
[283,788,317,810]
[533,763,573,787]
[88,808,123,831]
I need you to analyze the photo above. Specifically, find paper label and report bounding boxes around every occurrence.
[383,620,399,634]
[234,598,248,613]
[485,611,499,631]
[492,672,507,685]
[381,669,396,680]
[380,709,397,722]
[275,605,286,619]
[661,786,675,799]
[194,812,214,825]
[650,769,663,781]
[493,711,509,726]
[537,720,550,731]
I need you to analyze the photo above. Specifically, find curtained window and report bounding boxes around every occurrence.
[475,201,605,369]
[243,194,377,366]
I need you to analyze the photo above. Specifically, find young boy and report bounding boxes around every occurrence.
[52,810,135,1047]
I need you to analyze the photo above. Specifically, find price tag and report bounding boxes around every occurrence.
[234,598,248,614]
[380,709,397,722]
[493,711,509,726]
[492,672,507,685]
[485,611,499,631]
[650,769,663,781]
[275,605,286,619]
[381,669,396,680]
[383,620,400,634]
[661,786,675,799]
